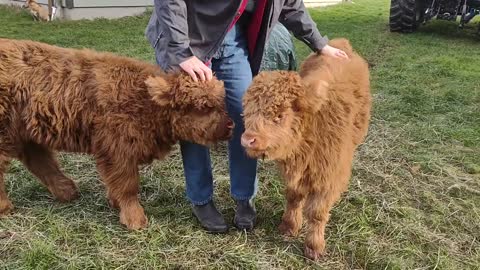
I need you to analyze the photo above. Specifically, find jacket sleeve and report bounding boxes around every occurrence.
[154,0,194,69]
[278,0,329,52]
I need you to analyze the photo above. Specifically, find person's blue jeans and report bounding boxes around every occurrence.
[179,24,258,205]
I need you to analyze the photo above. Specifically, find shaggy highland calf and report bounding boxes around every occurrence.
[241,38,371,260]
[0,38,234,230]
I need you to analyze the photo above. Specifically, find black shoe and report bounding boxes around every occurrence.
[192,201,228,233]
[234,199,256,231]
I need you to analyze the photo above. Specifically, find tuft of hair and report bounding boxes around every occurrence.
[327,38,353,56]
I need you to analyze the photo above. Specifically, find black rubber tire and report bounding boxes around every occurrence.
[389,0,424,33]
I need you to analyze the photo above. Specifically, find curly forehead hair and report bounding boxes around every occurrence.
[243,70,303,117]
[147,72,225,111]
[172,73,225,106]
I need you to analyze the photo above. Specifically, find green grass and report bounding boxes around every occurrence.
[1,1,479,269]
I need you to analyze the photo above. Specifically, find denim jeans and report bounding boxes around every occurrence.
[177,24,258,205]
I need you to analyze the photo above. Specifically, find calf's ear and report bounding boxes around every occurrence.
[295,75,329,113]
[145,76,172,106]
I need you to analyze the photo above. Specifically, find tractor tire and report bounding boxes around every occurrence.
[389,0,424,33]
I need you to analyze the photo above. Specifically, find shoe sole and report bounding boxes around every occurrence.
[233,218,256,231]
[203,226,229,234]
[191,212,229,234]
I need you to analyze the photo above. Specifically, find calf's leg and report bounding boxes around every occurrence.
[96,156,147,230]
[0,155,13,215]
[303,188,341,261]
[19,142,78,202]
[302,151,353,260]
[279,182,308,237]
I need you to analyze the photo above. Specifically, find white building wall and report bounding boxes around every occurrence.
[3,0,343,20]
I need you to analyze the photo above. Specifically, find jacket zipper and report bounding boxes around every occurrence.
[153,31,163,48]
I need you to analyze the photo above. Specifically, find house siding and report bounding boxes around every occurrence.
[4,0,344,20]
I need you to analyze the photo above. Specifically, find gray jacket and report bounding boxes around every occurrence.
[145,0,329,75]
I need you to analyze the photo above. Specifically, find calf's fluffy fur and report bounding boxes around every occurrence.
[0,38,233,229]
[241,38,371,260]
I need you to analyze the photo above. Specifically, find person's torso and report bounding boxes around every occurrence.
[146,0,284,73]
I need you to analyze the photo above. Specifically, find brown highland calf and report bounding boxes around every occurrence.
[0,38,234,230]
[241,38,371,260]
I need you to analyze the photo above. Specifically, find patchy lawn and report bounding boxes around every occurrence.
[0,0,479,269]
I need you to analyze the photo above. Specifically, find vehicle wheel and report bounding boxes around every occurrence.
[389,0,425,33]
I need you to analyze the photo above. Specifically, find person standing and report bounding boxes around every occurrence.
[145,0,348,233]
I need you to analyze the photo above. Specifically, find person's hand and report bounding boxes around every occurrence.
[179,56,213,82]
[319,45,349,59]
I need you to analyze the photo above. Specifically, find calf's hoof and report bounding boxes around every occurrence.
[51,180,79,202]
[278,220,300,237]
[304,243,325,261]
[120,205,148,230]
[108,197,120,209]
[0,200,13,216]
